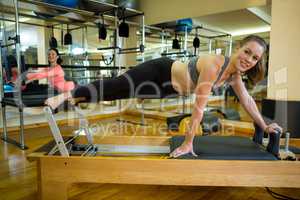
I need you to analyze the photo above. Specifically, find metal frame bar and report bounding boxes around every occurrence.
[0,16,55,29]
[192,25,230,37]
[181,95,186,114]
[1,0,145,30]
[0,0,28,150]
[0,45,7,140]
[14,0,25,149]
[208,39,212,54]
[183,25,188,52]
[113,8,123,129]
[97,46,120,51]
[43,106,96,157]
[115,13,145,55]
[25,64,133,70]
[161,51,187,56]
[44,107,69,157]
[228,35,233,56]
[74,107,93,144]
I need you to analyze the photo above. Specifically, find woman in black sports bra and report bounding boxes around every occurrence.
[45,35,282,158]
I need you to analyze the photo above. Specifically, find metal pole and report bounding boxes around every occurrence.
[114,8,120,74]
[159,99,163,112]
[139,15,146,126]
[285,132,290,152]
[113,8,123,128]
[0,18,7,46]
[1,16,9,142]
[141,15,145,57]
[228,35,233,56]
[44,107,69,157]
[14,0,26,150]
[184,25,188,52]
[182,96,186,114]
[83,26,90,83]
[208,39,212,54]
[195,28,199,56]
[19,107,25,149]
[0,36,8,140]
[84,26,88,54]
[1,105,8,140]
[0,26,4,101]
[141,100,145,126]
[161,29,165,53]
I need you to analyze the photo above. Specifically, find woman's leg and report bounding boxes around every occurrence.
[45,57,178,109]
[72,57,177,101]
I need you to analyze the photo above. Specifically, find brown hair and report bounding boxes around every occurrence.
[239,35,267,85]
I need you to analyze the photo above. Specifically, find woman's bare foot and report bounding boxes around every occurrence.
[44,92,72,110]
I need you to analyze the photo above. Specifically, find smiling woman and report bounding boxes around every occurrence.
[44,35,282,158]
[25,48,75,93]
[238,35,267,85]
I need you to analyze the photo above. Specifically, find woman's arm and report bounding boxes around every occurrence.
[170,58,218,157]
[26,65,62,81]
[230,74,268,131]
[186,62,218,142]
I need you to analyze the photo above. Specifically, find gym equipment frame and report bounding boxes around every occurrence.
[27,107,300,200]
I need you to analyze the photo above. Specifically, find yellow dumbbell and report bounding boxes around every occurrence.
[178,116,203,135]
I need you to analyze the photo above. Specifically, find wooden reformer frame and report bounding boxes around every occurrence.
[27,107,300,200]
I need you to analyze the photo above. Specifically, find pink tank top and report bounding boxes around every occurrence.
[26,64,75,92]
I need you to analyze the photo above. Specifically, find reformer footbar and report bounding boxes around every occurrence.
[43,106,97,157]
[43,105,170,156]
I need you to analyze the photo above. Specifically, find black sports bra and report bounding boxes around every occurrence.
[188,56,230,86]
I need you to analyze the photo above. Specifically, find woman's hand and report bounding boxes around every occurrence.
[264,123,283,134]
[169,141,197,158]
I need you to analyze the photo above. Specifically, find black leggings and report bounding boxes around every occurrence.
[71,57,178,102]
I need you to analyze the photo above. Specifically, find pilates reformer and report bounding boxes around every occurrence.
[27,103,300,200]
[42,101,285,158]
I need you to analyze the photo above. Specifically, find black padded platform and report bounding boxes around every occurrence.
[170,136,278,160]
[3,87,59,107]
[2,94,50,107]
[2,83,59,107]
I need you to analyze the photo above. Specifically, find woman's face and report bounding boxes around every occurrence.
[48,50,58,64]
[235,41,264,73]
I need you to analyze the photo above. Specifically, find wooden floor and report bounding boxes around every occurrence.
[1,101,300,200]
